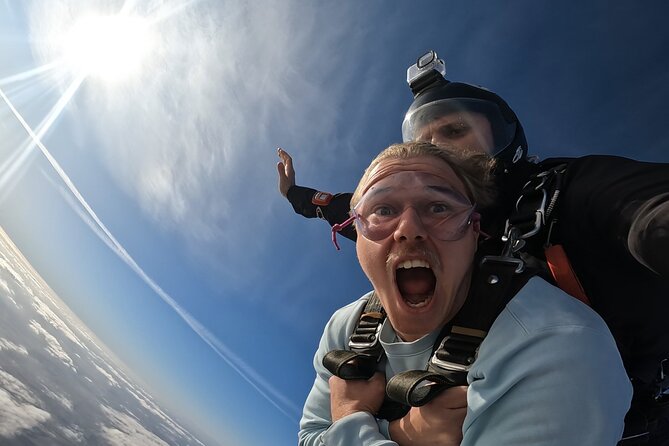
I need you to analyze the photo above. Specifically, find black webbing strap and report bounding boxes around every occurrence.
[619,361,669,445]
[321,292,411,420]
[386,252,534,409]
[323,292,386,380]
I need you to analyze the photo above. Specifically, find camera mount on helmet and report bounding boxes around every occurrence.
[402,51,528,166]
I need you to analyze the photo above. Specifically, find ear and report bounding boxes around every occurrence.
[471,212,481,236]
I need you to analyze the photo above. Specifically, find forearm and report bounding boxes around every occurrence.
[286,186,356,241]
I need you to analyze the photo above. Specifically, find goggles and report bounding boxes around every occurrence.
[332,172,479,250]
[401,98,517,156]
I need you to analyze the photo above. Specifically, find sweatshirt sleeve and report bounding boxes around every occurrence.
[462,278,632,446]
[299,297,397,446]
[286,186,357,241]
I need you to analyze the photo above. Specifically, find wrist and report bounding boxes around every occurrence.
[331,404,368,422]
[389,418,409,445]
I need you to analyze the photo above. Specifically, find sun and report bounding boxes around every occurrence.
[63,15,154,82]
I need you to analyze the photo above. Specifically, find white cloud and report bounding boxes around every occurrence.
[59,425,84,443]
[41,386,74,411]
[0,370,51,438]
[0,277,19,308]
[28,320,77,372]
[0,388,51,438]
[31,296,86,350]
[94,362,120,387]
[0,338,28,356]
[99,405,170,446]
[0,256,28,293]
[27,0,365,286]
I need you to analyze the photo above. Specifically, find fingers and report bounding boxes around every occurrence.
[277,148,294,176]
[428,385,468,409]
[277,147,292,166]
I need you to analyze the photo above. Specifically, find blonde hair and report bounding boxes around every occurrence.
[351,141,497,209]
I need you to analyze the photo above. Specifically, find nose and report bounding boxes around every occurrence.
[393,207,427,242]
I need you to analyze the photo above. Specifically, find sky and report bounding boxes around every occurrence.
[1,1,669,445]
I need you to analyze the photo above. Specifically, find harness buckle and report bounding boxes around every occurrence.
[429,329,483,373]
[654,358,669,404]
[506,187,548,240]
[483,225,526,274]
[348,312,384,351]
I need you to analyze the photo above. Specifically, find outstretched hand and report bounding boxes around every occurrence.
[277,148,296,197]
[389,385,468,446]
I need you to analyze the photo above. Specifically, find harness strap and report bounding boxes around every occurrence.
[323,292,386,380]
[545,244,590,305]
[386,244,535,409]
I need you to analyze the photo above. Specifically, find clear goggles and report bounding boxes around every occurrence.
[401,98,517,156]
[332,172,479,250]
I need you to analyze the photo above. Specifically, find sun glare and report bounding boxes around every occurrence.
[63,15,153,82]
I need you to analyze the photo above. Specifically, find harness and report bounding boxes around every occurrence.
[323,218,540,420]
[324,160,669,444]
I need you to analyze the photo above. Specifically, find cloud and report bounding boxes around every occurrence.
[28,319,78,372]
[27,0,366,286]
[0,370,51,438]
[0,338,28,356]
[32,295,87,350]
[100,405,171,446]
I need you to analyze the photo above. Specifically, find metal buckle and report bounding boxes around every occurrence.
[348,321,383,351]
[480,255,525,274]
[507,187,548,239]
[483,225,525,274]
[654,358,669,403]
[430,336,477,373]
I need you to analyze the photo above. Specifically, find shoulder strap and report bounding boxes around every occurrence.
[385,237,537,409]
[322,293,386,380]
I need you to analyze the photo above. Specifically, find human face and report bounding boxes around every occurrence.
[415,111,494,154]
[355,156,480,342]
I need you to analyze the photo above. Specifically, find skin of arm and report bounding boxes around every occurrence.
[389,386,467,446]
[277,147,295,197]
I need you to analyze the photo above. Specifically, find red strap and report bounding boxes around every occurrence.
[545,244,591,306]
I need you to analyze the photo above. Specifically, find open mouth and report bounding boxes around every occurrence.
[395,259,436,309]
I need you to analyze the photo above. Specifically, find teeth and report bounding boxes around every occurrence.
[405,297,430,308]
[397,259,430,270]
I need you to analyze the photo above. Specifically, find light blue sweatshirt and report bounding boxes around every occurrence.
[299,277,632,446]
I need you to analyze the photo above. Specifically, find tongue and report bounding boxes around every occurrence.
[396,267,435,303]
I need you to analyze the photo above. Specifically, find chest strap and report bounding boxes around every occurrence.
[386,243,535,409]
[322,293,386,380]
[323,232,537,421]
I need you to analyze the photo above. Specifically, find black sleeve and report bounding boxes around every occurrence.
[285,185,357,241]
[559,155,669,278]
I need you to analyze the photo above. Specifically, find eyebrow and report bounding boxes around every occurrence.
[426,185,471,205]
[362,184,471,205]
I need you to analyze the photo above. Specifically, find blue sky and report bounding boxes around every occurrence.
[1,1,669,445]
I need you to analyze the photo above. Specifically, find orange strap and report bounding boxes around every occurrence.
[545,244,591,306]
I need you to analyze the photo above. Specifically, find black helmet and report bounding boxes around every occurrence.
[402,52,528,166]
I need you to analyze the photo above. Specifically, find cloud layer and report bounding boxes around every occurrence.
[0,226,207,445]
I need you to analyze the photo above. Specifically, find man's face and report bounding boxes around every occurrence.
[415,111,494,154]
[355,156,479,342]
